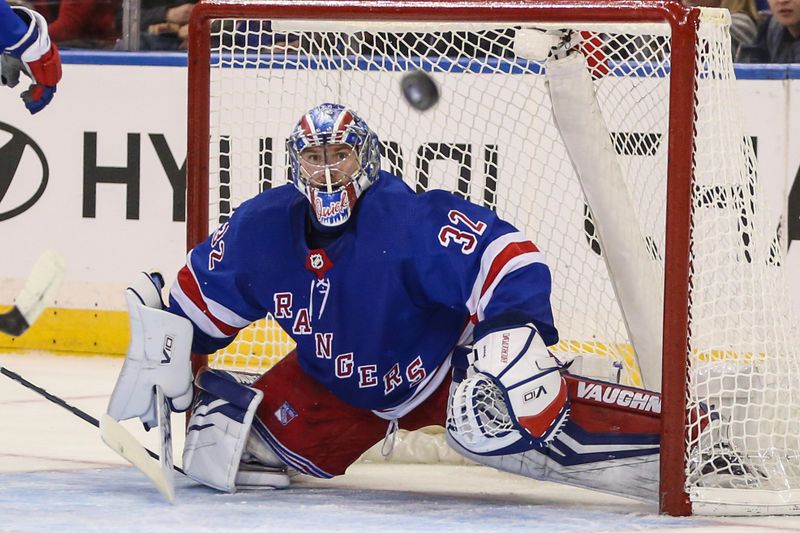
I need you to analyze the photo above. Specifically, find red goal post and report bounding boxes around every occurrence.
[186,0,800,517]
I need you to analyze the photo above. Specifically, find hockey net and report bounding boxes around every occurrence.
[186,0,800,516]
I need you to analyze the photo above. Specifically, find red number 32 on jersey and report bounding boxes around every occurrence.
[437,209,487,254]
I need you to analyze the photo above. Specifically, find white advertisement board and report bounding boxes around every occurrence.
[0,58,797,351]
[0,64,188,310]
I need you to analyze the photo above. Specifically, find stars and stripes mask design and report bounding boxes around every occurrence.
[288,103,381,228]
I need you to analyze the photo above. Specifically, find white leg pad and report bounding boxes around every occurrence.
[446,431,659,502]
[183,369,288,492]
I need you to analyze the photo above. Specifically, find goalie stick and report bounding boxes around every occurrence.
[156,386,176,500]
[101,386,177,502]
[0,250,65,336]
[100,407,176,503]
[0,365,185,501]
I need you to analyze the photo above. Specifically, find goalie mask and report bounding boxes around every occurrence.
[288,103,381,227]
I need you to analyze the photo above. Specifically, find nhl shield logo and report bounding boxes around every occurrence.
[305,248,333,279]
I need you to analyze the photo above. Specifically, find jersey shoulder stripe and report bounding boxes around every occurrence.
[169,252,250,338]
[466,231,546,322]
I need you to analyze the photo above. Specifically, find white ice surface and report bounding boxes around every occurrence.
[2,352,800,532]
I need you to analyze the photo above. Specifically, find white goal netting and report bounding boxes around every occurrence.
[190,4,800,515]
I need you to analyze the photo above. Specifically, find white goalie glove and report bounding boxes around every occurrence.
[107,272,194,429]
[447,324,569,456]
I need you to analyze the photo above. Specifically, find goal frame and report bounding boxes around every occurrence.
[186,0,700,516]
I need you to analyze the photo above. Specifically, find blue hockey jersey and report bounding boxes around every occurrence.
[0,0,26,52]
[168,171,558,415]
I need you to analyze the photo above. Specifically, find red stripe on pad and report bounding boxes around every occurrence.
[565,374,660,435]
[519,376,568,438]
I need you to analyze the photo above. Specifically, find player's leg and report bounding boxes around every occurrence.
[183,361,415,490]
[446,323,758,501]
[247,351,451,478]
[183,350,453,492]
[246,351,387,478]
[448,373,662,501]
[445,324,661,500]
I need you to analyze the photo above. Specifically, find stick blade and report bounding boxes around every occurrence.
[0,307,29,336]
[100,414,175,503]
[15,250,66,326]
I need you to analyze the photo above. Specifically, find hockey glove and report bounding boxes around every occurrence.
[1,6,62,114]
[107,272,194,430]
[447,324,569,455]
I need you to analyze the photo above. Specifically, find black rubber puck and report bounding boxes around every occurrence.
[401,70,439,111]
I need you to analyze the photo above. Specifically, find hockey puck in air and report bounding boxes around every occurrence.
[401,70,439,111]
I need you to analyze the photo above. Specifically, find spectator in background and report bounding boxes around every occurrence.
[142,0,193,49]
[740,0,800,62]
[115,0,194,50]
[685,0,759,60]
[32,0,120,48]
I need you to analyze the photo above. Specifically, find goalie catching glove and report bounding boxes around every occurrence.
[1,6,62,114]
[447,324,569,456]
[107,272,193,429]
